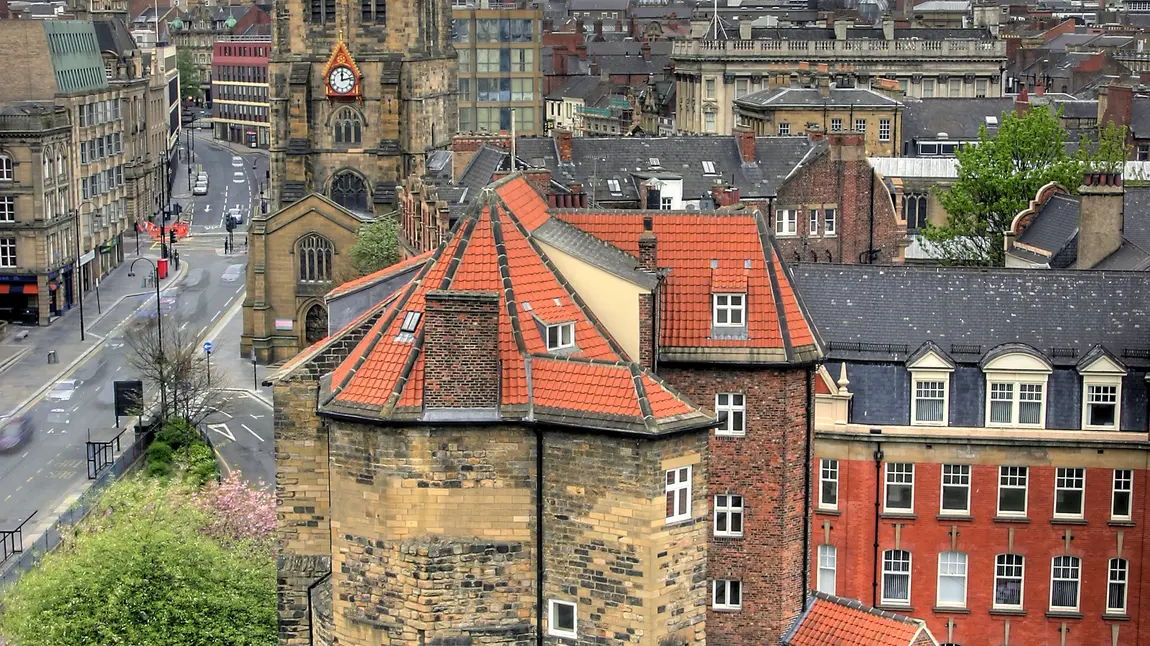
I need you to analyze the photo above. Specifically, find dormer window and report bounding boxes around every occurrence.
[648,157,660,168]
[713,293,745,328]
[981,346,1052,429]
[1078,347,1126,430]
[546,322,574,351]
[906,342,954,427]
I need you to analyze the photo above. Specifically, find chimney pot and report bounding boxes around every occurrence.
[556,129,574,163]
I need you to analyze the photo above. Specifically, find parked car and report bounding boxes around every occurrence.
[231,156,243,167]
[232,171,245,184]
[135,295,176,319]
[46,380,77,401]
[222,264,245,282]
[193,183,208,196]
[0,416,32,452]
[197,172,208,183]
[227,207,244,225]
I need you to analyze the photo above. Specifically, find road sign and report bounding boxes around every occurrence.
[203,340,213,354]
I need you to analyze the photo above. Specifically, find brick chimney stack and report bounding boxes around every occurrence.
[1099,83,1134,131]
[1077,172,1125,270]
[1014,86,1030,117]
[641,41,651,61]
[555,129,574,163]
[735,126,757,163]
[422,290,501,410]
[637,215,658,370]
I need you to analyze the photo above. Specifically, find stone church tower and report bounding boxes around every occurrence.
[267,0,457,215]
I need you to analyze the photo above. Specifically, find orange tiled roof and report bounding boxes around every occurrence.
[318,175,712,435]
[554,210,821,361]
[784,593,937,646]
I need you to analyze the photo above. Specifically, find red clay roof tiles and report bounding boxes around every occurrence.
[785,594,936,646]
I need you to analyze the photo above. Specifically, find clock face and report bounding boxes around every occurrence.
[328,66,355,95]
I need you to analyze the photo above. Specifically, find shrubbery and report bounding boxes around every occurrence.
[145,418,219,483]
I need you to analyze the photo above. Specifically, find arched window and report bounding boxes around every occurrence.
[903,194,928,231]
[298,234,334,283]
[0,154,11,181]
[304,303,328,345]
[333,108,362,145]
[331,171,367,212]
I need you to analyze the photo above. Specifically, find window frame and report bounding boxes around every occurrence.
[878,118,892,142]
[936,551,968,609]
[775,209,797,236]
[713,493,744,538]
[997,466,1029,517]
[1082,374,1122,430]
[881,549,912,606]
[1108,557,1129,615]
[1053,467,1086,519]
[0,195,13,222]
[830,117,842,132]
[819,458,839,511]
[809,208,818,235]
[855,118,866,133]
[817,544,837,595]
[712,579,742,610]
[778,121,790,136]
[0,154,12,181]
[712,293,746,328]
[715,393,746,436]
[824,208,836,236]
[994,553,1025,610]
[911,376,949,426]
[939,464,971,516]
[0,236,15,268]
[545,321,575,351]
[547,599,577,639]
[665,465,692,524]
[883,462,914,513]
[986,379,1047,428]
[1112,468,1133,521]
[1049,555,1081,612]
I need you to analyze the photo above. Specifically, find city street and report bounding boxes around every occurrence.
[0,134,272,557]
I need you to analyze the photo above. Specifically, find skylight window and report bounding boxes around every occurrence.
[702,161,717,175]
[606,179,622,194]
[400,311,422,334]
[649,157,661,168]
[546,322,575,351]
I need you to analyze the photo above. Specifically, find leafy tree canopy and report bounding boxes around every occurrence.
[349,216,401,276]
[177,50,202,102]
[921,108,1130,266]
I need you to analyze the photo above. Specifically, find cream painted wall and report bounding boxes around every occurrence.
[538,241,648,362]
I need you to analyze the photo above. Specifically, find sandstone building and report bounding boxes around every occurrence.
[265,0,457,214]
[272,173,824,644]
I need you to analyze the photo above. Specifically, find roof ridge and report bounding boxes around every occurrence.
[490,191,530,356]
[758,213,795,362]
[629,363,657,431]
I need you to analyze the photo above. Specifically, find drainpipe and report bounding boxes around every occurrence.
[536,428,545,646]
[801,367,814,603]
[867,169,876,264]
[871,443,884,607]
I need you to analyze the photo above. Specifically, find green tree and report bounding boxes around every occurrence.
[0,477,275,646]
[1089,121,1132,175]
[349,216,401,276]
[177,49,202,102]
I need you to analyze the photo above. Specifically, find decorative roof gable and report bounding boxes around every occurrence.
[906,341,955,371]
[1077,344,1127,375]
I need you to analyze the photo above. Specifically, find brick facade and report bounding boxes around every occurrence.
[423,290,500,409]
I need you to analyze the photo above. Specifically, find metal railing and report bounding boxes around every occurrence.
[0,512,36,565]
[672,38,1006,58]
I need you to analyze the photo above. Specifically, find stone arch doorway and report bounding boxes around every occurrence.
[304,303,328,345]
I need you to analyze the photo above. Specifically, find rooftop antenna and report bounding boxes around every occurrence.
[708,0,727,40]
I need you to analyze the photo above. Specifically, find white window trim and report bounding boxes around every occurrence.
[936,551,968,609]
[809,208,818,235]
[993,553,1025,610]
[547,599,577,639]
[939,464,971,516]
[712,579,742,610]
[881,549,912,606]
[819,458,839,511]
[1112,468,1133,522]
[712,293,746,328]
[545,321,575,351]
[883,462,914,514]
[1052,467,1085,520]
[1049,555,1081,612]
[911,371,951,426]
[775,209,797,236]
[1107,557,1129,615]
[824,208,837,236]
[715,393,746,436]
[997,465,1029,517]
[713,493,743,538]
[665,465,692,524]
[817,544,837,595]
[1082,374,1123,430]
[984,355,1052,428]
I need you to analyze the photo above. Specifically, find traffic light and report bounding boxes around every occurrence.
[169,229,177,245]
[225,217,235,233]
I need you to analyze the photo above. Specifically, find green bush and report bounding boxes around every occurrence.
[185,441,219,486]
[156,418,193,449]
[146,441,174,478]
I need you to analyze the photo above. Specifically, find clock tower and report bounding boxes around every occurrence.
[266,0,457,215]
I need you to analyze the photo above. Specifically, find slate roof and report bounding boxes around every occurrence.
[546,76,613,102]
[911,0,970,11]
[93,18,137,55]
[568,0,628,10]
[1008,186,1150,270]
[317,175,713,435]
[556,210,822,362]
[458,146,507,192]
[1130,97,1150,139]
[790,264,1150,366]
[783,592,937,646]
[1016,193,1079,257]
[749,26,994,40]
[735,86,902,109]
[900,98,1015,143]
[325,250,434,300]
[515,135,816,202]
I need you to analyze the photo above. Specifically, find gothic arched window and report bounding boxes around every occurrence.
[298,234,334,283]
[333,108,362,146]
[331,171,368,212]
[304,303,328,345]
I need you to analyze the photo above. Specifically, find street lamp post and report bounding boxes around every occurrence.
[127,257,166,426]
[71,201,100,341]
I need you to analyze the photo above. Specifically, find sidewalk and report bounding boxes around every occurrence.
[190,129,268,158]
[0,252,190,420]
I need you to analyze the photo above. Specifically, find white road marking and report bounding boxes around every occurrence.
[115,366,121,371]
[224,297,233,307]
[241,423,263,442]
[211,310,221,322]
[198,326,207,335]
[207,423,235,441]
[180,322,189,331]
[249,414,264,420]
[209,407,233,419]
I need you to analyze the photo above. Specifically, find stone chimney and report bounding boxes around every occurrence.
[735,126,757,163]
[828,131,865,162]
[834,18,848,40]
[422,290,501,410]
[594,18,603,38]
[711,182,741,207]
[641,41,651,61]
[555,129,574,163]
[1099,83,1133,131]
[817,75,831,98]
[882,13,895,40]
[1077,172,1125,269]
[552,45,568,76]
[806,123,826,143]
[637,215,658,370]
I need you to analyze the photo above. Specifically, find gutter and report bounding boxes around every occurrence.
[871,442,884,607]
[535,429,545,646]
[801,367,813,604]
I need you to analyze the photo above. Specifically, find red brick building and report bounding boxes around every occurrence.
[210,36,270,147]
[793,264,1150,646]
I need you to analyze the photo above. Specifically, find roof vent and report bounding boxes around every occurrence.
[649,157,661,167]
[553,297,562,307]
[985,116,999,127]
[522,301,533,312]
[710,259,720,269]
[744,259,753,269]
[937,132,949,140]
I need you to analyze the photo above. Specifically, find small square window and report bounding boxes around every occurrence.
[940,464,970,515]
[713,293,745,328]
[715,393,745,436]
[606,178,621,194]
[778,121,790,136]
[1086,383,1119,428]
[775,209,797,236]
[545,322,574,351]
[714,494,743,537]
[712,579,742,610]
[547,599,576,639]
[649,157,660,168]
[830,117,842,132]
[855,118,866,133]
[660,196,672,210]
[998,466,1028,516]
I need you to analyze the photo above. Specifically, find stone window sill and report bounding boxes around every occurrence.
[816,508,841,516]
[989,608,1026,617]
[937,514,973,522]
[1108,520,1136,528]
[1050,517,1087,526]
[878,604,913,613]
[880,512,917,520]
[1046,610,1084,620]
[993,515,1030,524]
[1103,613,1130,622]
[932,606,970,614]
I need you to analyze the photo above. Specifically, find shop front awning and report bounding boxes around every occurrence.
[0,283,37,294]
